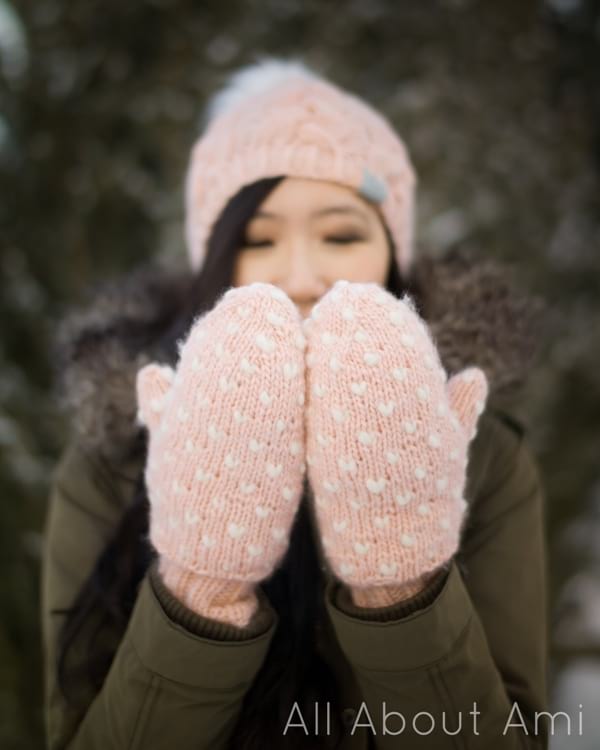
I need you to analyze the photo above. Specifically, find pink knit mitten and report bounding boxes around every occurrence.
[304,280,488,608]
[136,283,306,627]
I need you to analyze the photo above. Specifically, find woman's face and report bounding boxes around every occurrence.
[232,177,391,319]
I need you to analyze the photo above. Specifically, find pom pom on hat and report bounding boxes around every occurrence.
[185,56,417,277]
[204,58,320,124]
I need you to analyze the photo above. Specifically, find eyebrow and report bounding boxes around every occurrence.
[253,205,369,225]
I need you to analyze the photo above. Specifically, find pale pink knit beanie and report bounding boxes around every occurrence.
[184,58,417,277]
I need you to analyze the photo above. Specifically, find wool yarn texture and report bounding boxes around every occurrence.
[185,58,416,278]
[304,280,489,608]
[136,283,307,627]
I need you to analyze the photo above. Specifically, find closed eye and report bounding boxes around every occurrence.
[241,234,365,248]
[242,239,273,248]
[325,234,364,244]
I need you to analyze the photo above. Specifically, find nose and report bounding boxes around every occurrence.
[276,242,328,318]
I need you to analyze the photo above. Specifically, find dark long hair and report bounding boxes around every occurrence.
[54,176,418,748]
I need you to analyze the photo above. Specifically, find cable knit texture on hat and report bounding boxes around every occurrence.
[185,58,416,277]
[136,282,307,627]
[304,280,489,608]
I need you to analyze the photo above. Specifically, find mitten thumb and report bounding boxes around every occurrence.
[446,366,489,440]
[136,363,174,430]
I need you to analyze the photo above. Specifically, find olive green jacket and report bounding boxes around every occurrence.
[42,250,550,749]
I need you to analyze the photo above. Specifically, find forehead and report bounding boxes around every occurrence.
[255,176,373,219]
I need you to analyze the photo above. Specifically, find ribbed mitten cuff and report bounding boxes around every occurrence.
[159,556,259,628]
[334,564,450,621]
[348,567,445,608]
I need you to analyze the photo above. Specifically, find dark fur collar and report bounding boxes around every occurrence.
[53,247,547,462]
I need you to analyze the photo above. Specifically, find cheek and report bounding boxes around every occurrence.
[318,242,389,284]
[233,250,277,286]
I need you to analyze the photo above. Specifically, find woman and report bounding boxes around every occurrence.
[42,59,549,749]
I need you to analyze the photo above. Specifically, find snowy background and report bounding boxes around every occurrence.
[1,0,599,747]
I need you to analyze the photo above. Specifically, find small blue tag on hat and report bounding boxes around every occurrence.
[358,168,388,203]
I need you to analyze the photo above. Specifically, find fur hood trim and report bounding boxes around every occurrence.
[53,247,547,463]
